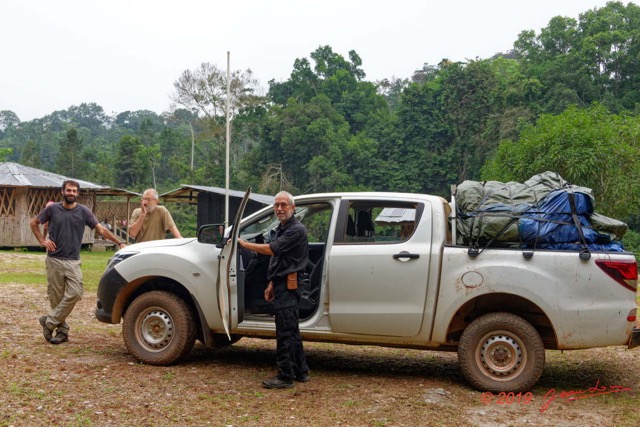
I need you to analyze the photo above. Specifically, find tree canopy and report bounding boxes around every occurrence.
[2,2,640,230]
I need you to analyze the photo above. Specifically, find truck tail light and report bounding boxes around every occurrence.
[595,259,638,292]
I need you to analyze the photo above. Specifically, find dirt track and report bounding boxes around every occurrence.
[1,252,639,426]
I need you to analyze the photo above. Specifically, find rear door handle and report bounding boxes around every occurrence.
[393,252,420,260]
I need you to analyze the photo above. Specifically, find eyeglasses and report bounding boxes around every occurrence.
[274,202,291,209]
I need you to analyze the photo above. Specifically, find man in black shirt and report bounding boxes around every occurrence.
[238,191,310,389]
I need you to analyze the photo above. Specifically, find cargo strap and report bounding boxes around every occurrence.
[567,190,591,260]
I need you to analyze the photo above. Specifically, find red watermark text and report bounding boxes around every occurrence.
[539,380,632,412]
[478,380,633,413]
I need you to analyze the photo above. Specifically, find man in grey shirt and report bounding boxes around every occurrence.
[30,180,126,344]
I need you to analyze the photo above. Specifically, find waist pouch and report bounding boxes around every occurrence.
[287,272,298,290]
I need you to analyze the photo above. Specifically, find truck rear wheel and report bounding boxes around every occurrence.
[123,291,196,365]
[458,312,544,392]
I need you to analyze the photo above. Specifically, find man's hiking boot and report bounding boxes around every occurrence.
[50,332,69,345]
[295,373,310,383]
[262,376,294,389]
[39,316,53,342]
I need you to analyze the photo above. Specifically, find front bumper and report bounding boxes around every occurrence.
[630,328,640,349]
[95,267,128,324]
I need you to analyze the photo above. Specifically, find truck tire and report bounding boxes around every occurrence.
[458,312,544,392]
[123,291,196,365]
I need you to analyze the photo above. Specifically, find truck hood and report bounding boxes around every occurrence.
[121,237,195,251]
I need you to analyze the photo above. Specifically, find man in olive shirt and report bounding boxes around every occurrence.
[129,189,182,243]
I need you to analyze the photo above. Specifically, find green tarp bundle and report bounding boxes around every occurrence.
[454,171,627,247]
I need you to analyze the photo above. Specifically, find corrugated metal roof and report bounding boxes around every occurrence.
[161,185,274,205]
[0,162,107,189]
[0,162,139,196]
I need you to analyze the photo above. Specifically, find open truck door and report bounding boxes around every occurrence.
[217,188,251,338]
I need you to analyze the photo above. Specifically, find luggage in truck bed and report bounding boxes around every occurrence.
[454,171,627,255]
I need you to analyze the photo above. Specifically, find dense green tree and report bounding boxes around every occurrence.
[257,95,352,193]
[155,126,189,185]
[582,1,640,111]
[268,46,386,134]
[81,148,114,186]
[0,148,11,162]
[484,57,539,144]
[114,110,163,134]
[0,119,30,162]
[20,139,41,168]
[56,128,84,177]
[0,110,20,138]
[386,59,499,197]
[391,74,455,196]
[241,46,392,194]
[440,60,498,182]
[65,103,110,135]
[514,2,640,113]
[116,135,147,189]
[482,103,640,219]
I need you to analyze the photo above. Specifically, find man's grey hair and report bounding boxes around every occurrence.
[144,188,159,200]
[275,191,294,205]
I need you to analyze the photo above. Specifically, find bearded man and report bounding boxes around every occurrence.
[30,180,126,344]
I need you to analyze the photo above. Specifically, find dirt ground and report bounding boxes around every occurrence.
[1,253,639,427]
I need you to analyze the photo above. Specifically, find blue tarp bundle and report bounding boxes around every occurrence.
[455,172,627,253]
[518,189,624,252]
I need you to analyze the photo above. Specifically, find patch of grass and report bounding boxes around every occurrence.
[0,252,47,285]
[197,393,214,401]
[80,250,114,291]
[0,415,19,427]
[0,250,112,291]
[72,409,94,426]
[7,382,45,400]
[616,397,640,427]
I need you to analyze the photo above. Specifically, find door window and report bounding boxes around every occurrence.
[240,202,333,243]
[340,202,418,244]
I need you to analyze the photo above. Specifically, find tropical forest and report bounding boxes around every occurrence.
[2,2,640,249]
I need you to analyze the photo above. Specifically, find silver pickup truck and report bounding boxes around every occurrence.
[95,191,640,392]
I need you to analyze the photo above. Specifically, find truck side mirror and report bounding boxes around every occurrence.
[197,224,226,245]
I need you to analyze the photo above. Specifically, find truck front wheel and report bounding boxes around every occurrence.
[123,291,196,365]
[458,312,544,392]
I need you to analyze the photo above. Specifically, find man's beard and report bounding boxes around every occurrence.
[64,195,76,204]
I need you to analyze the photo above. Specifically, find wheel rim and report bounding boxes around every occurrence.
[476,331,526,381]
[135,307,175,352]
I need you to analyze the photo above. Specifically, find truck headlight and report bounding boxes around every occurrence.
[106,252,138,270]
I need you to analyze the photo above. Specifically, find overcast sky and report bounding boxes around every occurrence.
[2,0,618,122]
